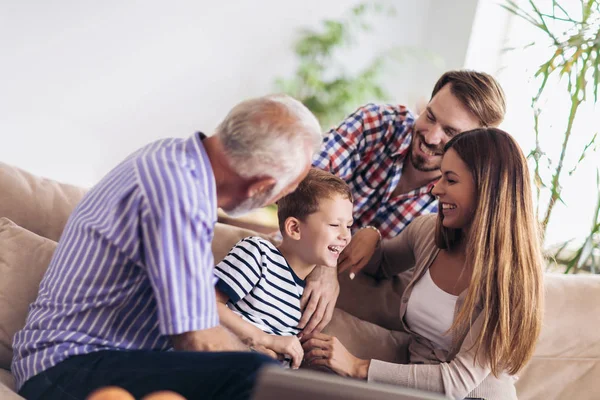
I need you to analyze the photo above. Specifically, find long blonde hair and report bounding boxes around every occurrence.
[435,128,544,376]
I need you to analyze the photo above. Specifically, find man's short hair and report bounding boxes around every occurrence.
[277,168,353,232]
[431,70,506,127]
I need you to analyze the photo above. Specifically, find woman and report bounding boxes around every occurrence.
[302,128,545,400]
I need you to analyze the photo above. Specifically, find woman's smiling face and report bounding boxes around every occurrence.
[431,148,477,230]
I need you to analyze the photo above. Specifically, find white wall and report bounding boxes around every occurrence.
[0,0,479,187]
[465,1,600,247]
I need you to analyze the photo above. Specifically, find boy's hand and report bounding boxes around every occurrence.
[299,266,339,337]
[337,228,380,277]
[263,335,304,369]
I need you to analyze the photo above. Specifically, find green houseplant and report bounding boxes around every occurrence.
[275,3,395,129]
[502,0,600,273]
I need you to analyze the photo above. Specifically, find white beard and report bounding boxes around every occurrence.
[221,189,274,218]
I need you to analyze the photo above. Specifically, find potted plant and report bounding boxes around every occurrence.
[502,0,600,273]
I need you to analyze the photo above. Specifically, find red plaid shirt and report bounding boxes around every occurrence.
[313,103,438,239]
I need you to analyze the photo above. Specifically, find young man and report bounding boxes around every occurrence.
[12,94,323,400]
[299,70,507,336]
[214,169,354,369]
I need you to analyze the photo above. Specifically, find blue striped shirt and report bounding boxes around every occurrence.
[214,237,305,336]
[12,133,219,390]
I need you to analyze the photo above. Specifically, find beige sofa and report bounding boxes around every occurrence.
[1,161,599,400]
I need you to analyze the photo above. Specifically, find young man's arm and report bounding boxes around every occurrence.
[305,104,411,336]
[216,288,304,368]
[298,266,339,337]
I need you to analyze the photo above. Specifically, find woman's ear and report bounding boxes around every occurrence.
[283,217,301,240]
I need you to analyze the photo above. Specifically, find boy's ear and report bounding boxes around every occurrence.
[246,176,276,198]
[283,217,302,240]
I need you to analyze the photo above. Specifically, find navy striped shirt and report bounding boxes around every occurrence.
[12,133,218,390]
[214,237,305,336]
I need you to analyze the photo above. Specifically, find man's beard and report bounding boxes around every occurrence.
[221,181,285,218]
[410,152,442,172]
[410,133,443,172]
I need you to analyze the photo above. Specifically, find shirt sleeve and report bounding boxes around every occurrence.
[137,151,219,336]
[214,237,264,303]
[312,104,385,180]
[363,215,436,278]
[367,314,491,399]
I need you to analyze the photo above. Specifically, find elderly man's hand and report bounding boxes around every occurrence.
[298,265,339,338]
[171,326,248,352]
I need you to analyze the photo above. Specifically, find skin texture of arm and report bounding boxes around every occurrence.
[215,288,304,368]
[215,288,271,348]
[170,325,248,352]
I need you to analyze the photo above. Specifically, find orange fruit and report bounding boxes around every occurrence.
[86,386,135,400]
[142,391,187,400]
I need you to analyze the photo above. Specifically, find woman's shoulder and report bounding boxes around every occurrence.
[405,214,437,239]
[404,214,438,261]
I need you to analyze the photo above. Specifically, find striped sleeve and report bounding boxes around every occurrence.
[214,237,264,303]
[136,147,219,335]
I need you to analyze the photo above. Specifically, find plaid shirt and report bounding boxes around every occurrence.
[313,103,438,239]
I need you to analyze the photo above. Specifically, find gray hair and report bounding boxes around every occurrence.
[215,94,322,186]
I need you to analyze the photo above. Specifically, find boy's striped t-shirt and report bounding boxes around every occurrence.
[214,237,305,336]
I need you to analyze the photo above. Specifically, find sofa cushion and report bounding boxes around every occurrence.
[532,273,600,358]
[0,162,86,242]
[336,270,411,332]
[514,273,600,399]
[0,218,57,370]
[212,222,275,263]
[323,309,410,365]
[515,358,600,400]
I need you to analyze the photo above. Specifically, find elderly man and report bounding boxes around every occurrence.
[12,95,322,400]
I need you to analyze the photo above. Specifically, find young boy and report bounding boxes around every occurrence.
[214,168,354,368]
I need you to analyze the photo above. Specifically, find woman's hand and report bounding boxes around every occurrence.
[301,333,370,379]
[337,227,380,278]
[261,334,304,369]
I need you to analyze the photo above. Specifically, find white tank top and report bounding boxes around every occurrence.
[405,268,458,351]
